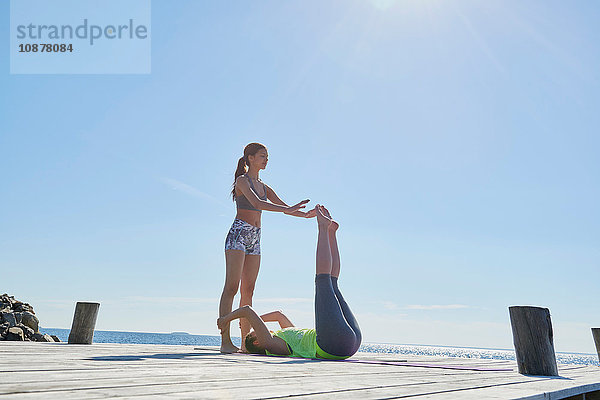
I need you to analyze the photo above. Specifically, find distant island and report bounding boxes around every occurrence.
[170,332,190,335]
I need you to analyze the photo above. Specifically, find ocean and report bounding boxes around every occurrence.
[40,328,599,366]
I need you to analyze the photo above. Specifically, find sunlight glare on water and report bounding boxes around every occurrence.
[41,328,600,366]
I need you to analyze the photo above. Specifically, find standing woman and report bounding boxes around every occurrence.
[219,142,314,353]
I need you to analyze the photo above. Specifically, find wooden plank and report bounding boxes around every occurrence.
[0,374,541,400]
[1,343,598,399]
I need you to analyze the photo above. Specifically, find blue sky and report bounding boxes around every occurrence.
[1,0,599,353]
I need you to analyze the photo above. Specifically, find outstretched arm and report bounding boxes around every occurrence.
[265,184,316,218]
[217,306,290,355]
[260,310,294,329]
[236,177,309,214]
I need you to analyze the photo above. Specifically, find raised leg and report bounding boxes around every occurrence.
[331,277,362,353]
[315,275,356,357]
[316,206,333,276]
[328,224,341,278]
[219,250,245,353]
[239,254,260,352]
[314,205,357,357]
[322,206,362,352]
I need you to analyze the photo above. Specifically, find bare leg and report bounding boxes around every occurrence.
[239,254,260,352]
[320,206,340,278]
[219,250,245,353]
[316,205,333,275]
[328,223,340,278]
[320,206,361,352]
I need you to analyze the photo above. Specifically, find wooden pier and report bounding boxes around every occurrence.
[1,342,599,399]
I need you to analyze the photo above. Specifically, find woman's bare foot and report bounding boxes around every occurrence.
[316,205,332,228]
[220,341,240,354]
[329,220,339,232]
[320,206,339,232]
[218,321,240,353]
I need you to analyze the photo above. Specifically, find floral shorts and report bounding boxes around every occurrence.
[225,219,261,255]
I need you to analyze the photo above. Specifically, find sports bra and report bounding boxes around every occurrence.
[235,175,267,211]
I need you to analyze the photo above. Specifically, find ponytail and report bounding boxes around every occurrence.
[231,157,247,199]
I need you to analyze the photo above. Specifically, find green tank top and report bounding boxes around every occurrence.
[265,327,317,359]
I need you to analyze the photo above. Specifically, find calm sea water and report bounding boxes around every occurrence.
[40,328,599,367]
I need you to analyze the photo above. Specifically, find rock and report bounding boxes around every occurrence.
[18,324,35,338]
[1,295,47,343]
[21,312,39,332]
[14,302,33,313]
[50,335,61,342]
[32,333,44,342]
[1,294,13,305]
[1,312,17,327]
[32,333,54,342]
[6,327,24,341]
[0,322,9,339]
[21,304,35,314]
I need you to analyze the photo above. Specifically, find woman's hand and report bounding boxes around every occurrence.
[284,199,310,215]
[304,206,317,218]
[216,316,228,332]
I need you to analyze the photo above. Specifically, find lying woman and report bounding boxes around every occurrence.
[217,205,361,360]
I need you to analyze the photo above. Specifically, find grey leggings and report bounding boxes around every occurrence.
[315,274,362,357]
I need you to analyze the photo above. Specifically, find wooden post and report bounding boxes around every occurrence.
[592,328,600,362]
[68,302,100,344]
[509,306,558,376]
